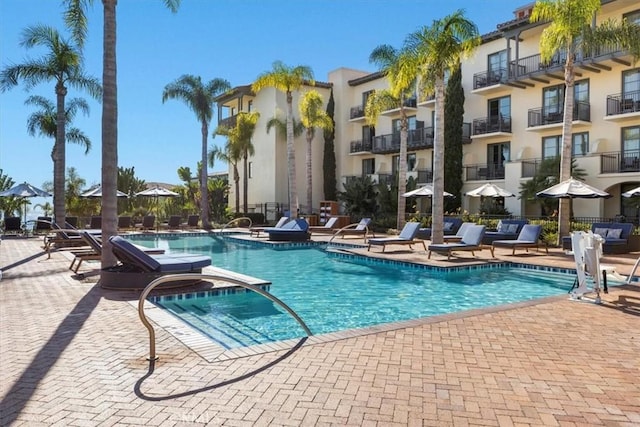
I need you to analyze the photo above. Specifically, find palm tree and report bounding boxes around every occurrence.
[162,74,230,229]
[299,90,333,214]
[209,141,242,214]
[364,44,417,230]
[252,61,314,219]
[63,0,180,269]
[530,0,640,242]
[0,24,102,226]
[34,202,53,217]
[25,95,92,160]
[225,112,260,213]
[405,10,480,244]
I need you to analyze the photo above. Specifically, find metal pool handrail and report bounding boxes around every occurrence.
[220,216,252,233]
[328,223,371,243]
[138,273,312,360]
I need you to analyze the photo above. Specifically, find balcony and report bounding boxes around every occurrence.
[349,105,365,121]
[349,139,373,154]
[417,93,435,108]
[605,90,640,122]
[380,97,418,116]
[527,101,591,129]
[218,115,237,129]
[471,115,512,138]
[601,150,640,174]
[472,68,509,94]
[372,127,434,154]
[465,163,505,181]
[416,169,433,183]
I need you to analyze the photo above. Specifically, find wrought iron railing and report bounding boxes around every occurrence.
[350,105,365,120]
[527,101,590,127]
[473,67,507,89]
[601,150,640,174]
[218,115,237,129]
[606,90,640,116]
[416,169,433,183]
[349,139,373,153]
[465,163,506,181]
[472,115,512,135]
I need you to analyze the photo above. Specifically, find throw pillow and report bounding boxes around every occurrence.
[506,223,519,234]
[444,222,453,231]
[607,228,622,239]
[496,220,505,233]
[593,227,609,238]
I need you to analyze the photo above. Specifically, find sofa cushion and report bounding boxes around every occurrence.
[593,227,609,238]
[607,228,622,239]
[496,221,505,233]
[505,223,519,234]
[444,222,454,231]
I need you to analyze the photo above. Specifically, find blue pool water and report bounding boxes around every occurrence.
[132,234,576,349]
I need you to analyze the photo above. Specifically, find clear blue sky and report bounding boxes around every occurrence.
[1,0,518,194]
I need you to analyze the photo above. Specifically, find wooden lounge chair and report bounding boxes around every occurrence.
[490,224,547,257]
[139,215,156,231]
[308,217,339,234]
[118,216,132,231]
[367,222,425,252]
[33,216,52,236]
[89,216,101,230]
[331,218,374,240]
[250,216,289,237]
[163,215,182,230]
[182,214,199,229]
[442,222,476,243]
[428,224,486,260]
[2,217,23,236]
[44,222,92,257]
[265,219,311,242]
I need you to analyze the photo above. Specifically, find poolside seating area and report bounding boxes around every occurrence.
[490,224,547,257]
[265,218,310,242]
[330,217,374,240]
[367,221,425,252]
[428,224,486,260]
[481,219,529,246]
[416,217,463,240]
[562,222,635,254]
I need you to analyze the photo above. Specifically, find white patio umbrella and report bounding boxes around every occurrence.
[134,186,179,219]
[80,185,128,198]
[536,177,610,199]
[465,183,515,198]
[621,186,640,198]
[402,185,454,198]
[0,182,52,225]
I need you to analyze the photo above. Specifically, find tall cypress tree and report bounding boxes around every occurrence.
[443,64,464,213]
[323,89,337,201]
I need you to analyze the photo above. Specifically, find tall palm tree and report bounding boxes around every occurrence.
[25,95,92,159]
[405,10,480,244]
[234,112,260,213]
[530,0,640,242]
[299,90,333,214]
[252,61,314,219]
[0,25,101,226]
[63,0,180,269]
[364,44,417,230]
[209,141,242,214]
[162,74,231,229]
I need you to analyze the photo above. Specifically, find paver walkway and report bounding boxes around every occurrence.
[1,235,639,426]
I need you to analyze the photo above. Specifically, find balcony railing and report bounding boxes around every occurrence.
[350,105,365,120]
[527,101,591,127]
[472,115,512,135]
[465,163,505,181]
[372,127,434,154]
[606,90,640,116]
[473,67,508,89]
[601,150,640,174]
[349,139,373,153]
[218,115,237,128]
[416,169,433,183]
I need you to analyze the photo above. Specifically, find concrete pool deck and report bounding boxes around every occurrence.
[1,232,639,426]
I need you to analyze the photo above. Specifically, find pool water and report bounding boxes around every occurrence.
[133,235,575,349]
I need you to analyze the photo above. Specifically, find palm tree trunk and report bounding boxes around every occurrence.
[558,54,575,244]
[54,83,67,225]
[397,110,408,230]
[100,0,118,269]
[306,129,313,214]
[234,165,240,214]
[200,121,211,229]
[431,76,446,244]
[243,153,248,213]
[286,91,298,218]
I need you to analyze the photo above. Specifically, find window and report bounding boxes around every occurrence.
[488,96,510,119]
[362,90,374,107]
[574,80,589,103]
[573,132,589,156]
[392,116,417,132]
[623,69,640,97]
[487,142,509,178]
[543,84,564,117]
[362,158,375,175]
[362,125,375,144]
[622,125,640,155]
[247,100,253,112]
[623,9,640,25]
[392,153,417,174]
[542,135,561,158]
[488,50,507,82]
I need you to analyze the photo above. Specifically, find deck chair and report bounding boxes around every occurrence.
[69,231,164,273]
[265,218,311,241]
[308,217,339,234]
[118,216,132,231]
[2,217,22,236]
[367,222,425,252]
[331,217,374,240]
[33,216,52,235]
[250,216,289,237]
[428,224,486,260]
[182,214,199,229]
[44,222,91,257]
[164,215,181,230]
[139,215,155,231]
[65,216,78,228]
[490,224,547,257]
[89,216,101,229]
[442,222,476,243]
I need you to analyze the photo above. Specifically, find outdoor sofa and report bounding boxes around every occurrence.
[562,222,634,254]
[481,219,529,246]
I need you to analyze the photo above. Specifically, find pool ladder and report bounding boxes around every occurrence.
[138,273,312,360]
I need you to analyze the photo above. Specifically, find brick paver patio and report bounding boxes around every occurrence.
[1,234,639,426]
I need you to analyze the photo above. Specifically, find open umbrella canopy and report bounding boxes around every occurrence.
[536,177,610,199]
[0,182,51,198]
[621,186,640,198]
[134,186,179,197]
[81,185,128,198]
[465,183,515,198]
[402,185,454,198]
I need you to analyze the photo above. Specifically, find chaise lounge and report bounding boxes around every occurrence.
[416,217,463,240]
[481,219,529,246]
[331,217,374,240]
[309,217,339,234]
[490,224,547,257]
[265,218,311,242]
[428,224,486,260]
[367,222,425,252]
[250,216,289,237]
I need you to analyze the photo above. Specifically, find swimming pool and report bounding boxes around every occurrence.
[131,234,576,350]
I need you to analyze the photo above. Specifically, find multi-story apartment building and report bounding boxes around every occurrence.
[216,0,640,222]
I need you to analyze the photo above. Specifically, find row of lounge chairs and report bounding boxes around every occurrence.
[248,217,375,241]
